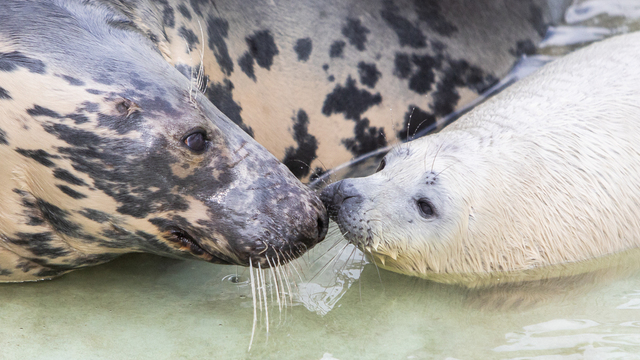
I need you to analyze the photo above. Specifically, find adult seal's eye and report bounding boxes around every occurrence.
[184,131,207,153]
[376,158,386,172]
[417,199,435,218]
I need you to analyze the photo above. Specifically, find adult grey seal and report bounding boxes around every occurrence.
[0,1,327,282]
[151,0,568,180]
[321,31,640,285]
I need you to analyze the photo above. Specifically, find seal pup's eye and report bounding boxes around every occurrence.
[183,131,208,153]
[376,158,386,172]
[417,199,436,218]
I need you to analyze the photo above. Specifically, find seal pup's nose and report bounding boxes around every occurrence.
[320,179,364,220]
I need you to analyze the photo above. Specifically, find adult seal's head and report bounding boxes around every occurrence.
[0,1,327,282]
[322,32,640,286]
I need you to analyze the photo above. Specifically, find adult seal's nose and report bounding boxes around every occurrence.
[296,197,329,249]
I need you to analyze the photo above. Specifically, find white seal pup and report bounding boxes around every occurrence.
[321,31,640,285]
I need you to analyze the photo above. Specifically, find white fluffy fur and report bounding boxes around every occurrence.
[348,32,640,284]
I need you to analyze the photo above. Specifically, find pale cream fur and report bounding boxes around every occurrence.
[343,32,640,284]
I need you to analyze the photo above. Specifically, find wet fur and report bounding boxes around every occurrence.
[0,0,327,282]
[322,32,640,284]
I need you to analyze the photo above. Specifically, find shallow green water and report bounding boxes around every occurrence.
[4,1,640,359]
[2,240,640,359]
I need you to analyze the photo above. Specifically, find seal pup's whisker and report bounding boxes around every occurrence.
[248,259,258,352]
[309,240,351,282]
[358,251,366,303]
[435,162,456,178]
[366,249,385,287]
[308,237,343,267]
[428,143,446,173]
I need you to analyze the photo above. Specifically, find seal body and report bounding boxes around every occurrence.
[149,0,567,180]
[0,1,327,282]
[321,32,640,284]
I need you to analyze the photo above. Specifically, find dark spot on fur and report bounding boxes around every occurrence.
[414,0,458,36]
[206,79,254,137]
[37,199,81,236]
[15,149,58,167]
[61,75,85,86]
[27,105,61,118]
[238,52,256,81]
[13,188,27,197]
[0,128,7,145]
[322,76,382,121]
[36,268,67,278]
[97,110,144,135]
[174,63,191,79]
[57,185,88,199]
[397,106,436,141]
[42,123,198,219]
[381,1,426,48]
[329,40,346,58]
[27,216,45,226]
[206,16,233,75]
[177,4,192,19]
[511,39,537,57]
[394,53,412,79]
[342,118,387,156]
[322,64,329,71]
[328,75,335,82]
[357,62,381,88]
[283,110,318,178]
[93,71,114,85]
[409,54,441,94]
[66,113,90,124]
[0,51,46,74]
[179,26,199,51]
[341,18,370,51]
[161,3,175,28]
[129,73,153,91]
[0,269,12,276]
[81,102,100,113]
[431,59,497,117]
[246,30,279,70]
[53,168,87,186]
[188,0,209,16]
[0,86,11,100]
[8,232,70,258]
[294,38,312,62]
[86,89,103,95]
[78,208,112,223]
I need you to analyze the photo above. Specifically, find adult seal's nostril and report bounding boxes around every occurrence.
[316,207,329,240]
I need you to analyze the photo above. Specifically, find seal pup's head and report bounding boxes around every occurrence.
[321,133,481,280]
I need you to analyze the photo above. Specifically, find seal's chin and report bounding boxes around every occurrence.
[167,228,235,265]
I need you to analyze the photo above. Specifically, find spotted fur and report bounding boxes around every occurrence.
[0,1,327,282]
[154,0,568,180]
